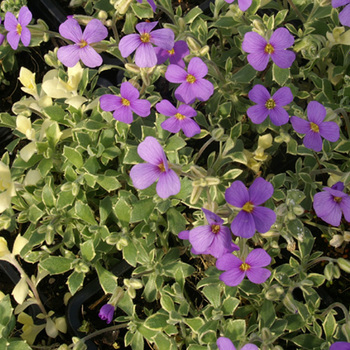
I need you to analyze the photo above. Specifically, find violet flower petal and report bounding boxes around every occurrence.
[245,248,271,267]
[174,82,196,104]
[150,28,174,50]
[216,253,242,270]
[165,64,188,83]
[269,106,289,126]
[217,337,236,350]
[290,116,310,134]
[156,169,181,198]
[247,52,270,71]
[202,208,224,225]
[188,57,208,79]
[269,27,294,49]
[192,79,214,102]
[156,100,178,116]
[247,105,269,124]
[238,0,253,11]
[219,269,245,286]
[319,121,340,142]
[304,131,323,152]
[248,177,274,205]
[138,136,167,166]
[135,42,157,67]
[154,47,169,65]
[100,95,122,111]
[161,118,182,133]
[270,49,296,69]
[20,27,31,46]
[83,18,108,43]
[208,227,234,258]
[59,18,83,43]
[57,45,81,67]
[225,180,249,208]
[119,34,141,58]
[4,12,18,31]
[6,31,20,50]
[246,267,271,284]
[113,105,133,123]
[339,4,350,27]
[248,84,270,104]
[313,192,335,218]
[189,225,215,253]
[18,6,32,26]
[130,99,151,117]
[80,45,103,68]
[178,104,197,118]
[332,0,350,6]
[242,31,267,53]
[241,344,259,350]
[231,210,256,238]
[307,101,326,124]
[121,81,140,101]
[330,342,350,350]
[340,196,350,222]
[130,163,161,189]
[136,21,158,34]
[181,118,201,137]
[252,206,276,233]
[272,86,293,106]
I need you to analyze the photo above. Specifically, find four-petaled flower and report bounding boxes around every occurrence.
[313,182,350,227]
[154,40,190,68]
[290,101,340,152]
[180,208,239,258]
[330,342,350,350]
[247,84,293,126]
[225,177,276,239]
[119,21,174,68]
[222,0,252,11]
[156,99,200,137]
[332,0,350,27]
[98,304,115,324]
[100,81,151,123]
[165,57,214,104]
[216,248,271,286]
[57,17,108,68]
[242,28,296,71]
[4,6,32,50]
[217,337,259,350]
[130,136,181,199]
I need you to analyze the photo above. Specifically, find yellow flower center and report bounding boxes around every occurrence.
[122,98,130,106]
[265,98,276,110]
[264,43,274,54]
[334,196,342,203]
[16,23,22,35]
[175,113,186,120]
[242,201,254,213]
[158,162,166,172]
[211,224,220,234]
[79,39,88,48]
[168,48,175,55]
[186,74,196,84]
[240,263,251,271]
[140,33,151,43]
[310,122,319,133]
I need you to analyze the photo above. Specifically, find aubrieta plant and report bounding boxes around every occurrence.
[0,0,350,349]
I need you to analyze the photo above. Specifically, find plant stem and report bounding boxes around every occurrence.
[286,0,306,23]
[319,302,350,323]
[194,137,214,164]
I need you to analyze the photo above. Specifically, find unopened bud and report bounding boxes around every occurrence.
[125,63,141,74]
[338,258,350,274]
[324,262,334,281]
[97,10,108,20]
[293,205,304,216]
[205,177,220,186]
[199,45,209,56]
[116,237,128,250]
[283,293,298,314]
[190,165,207,178]
[330,234,344,248]
[211,128,225,141]
[190,186,203,205]
[287,212,296,221]
[129,278,143,289]
[186,37,201,52]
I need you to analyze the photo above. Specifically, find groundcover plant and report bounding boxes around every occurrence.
[0,0,350,349]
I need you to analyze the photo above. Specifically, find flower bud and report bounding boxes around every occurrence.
[211,127,225,141]
[293,205,304,216]
[190,165,207,178]
[97,10,108,20]
[116,237,128,250]
[186,37,201,52]
[330,234,344,248]
[338,258,350,274]
[205,177,220,186]
[129,278,143,289]
[125,63,141,74]
[190,185,203,205]
[344,232,350,242]
[199,45,209,56]
[115,0,133,15]
[282,293,298,314]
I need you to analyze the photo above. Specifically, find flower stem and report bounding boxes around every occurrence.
[286,0,306,23]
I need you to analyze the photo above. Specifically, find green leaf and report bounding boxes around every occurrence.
[184,6,202,24]
[95,262,118,294]
[164,135,186,151]
[144,312,168,330]
[225,319,246,341]
[130,198,155,223]
[123,242,138,267]
[160,293,175,312]
[185,318,205,333]
[57,190,75,209]
[28,204,44,223]
[75,200,97,225]
[40,256,74,274]
[232,65,257,83]
[323,312,336,340]
[0,295,15,338]
[259,300,276,328]
[80,239,96,261]
[291,334,324,349]
[67,271,85,295]
[44,105,65,122]
[202,285,221,308]
[96,175,121,192]
[63,146,83,168]
[114,197,132,224]
[42,184,56,208]
[272,64,290,86]
[167,208,187,234]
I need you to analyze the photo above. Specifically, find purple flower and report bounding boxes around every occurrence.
[156,100,200,137]
[247,85,293,126]
[136,0,157,11]
[165,57,214,104]
[100,81,151,123]
[216,249,271,286]
[217,337,259,350]
[332,0,350,27]
[130,136,181,199]
[222,0,252,11]
[98,304,115,324]
[330,342,350,350]
[4,6,32,50]
[242,28,295,71]
[182,208,239,258]
[57,17,108,68]
[290,101,340,152]
[119,21,174,68]
[154,40,189,68]
[313,182,350,227]
[225,177,276,239]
